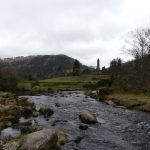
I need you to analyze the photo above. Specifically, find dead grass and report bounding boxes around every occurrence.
[108,93,150,112]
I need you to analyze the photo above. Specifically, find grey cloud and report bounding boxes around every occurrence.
[0,0,150,66]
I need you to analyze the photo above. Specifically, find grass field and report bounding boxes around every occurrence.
[18,75,110,92]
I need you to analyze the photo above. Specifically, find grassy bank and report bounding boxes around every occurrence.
[86,90,150,113]
[108,93,150,112]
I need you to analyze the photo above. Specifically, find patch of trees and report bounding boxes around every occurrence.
[0,63,20,92]
[110,27,150,93]
[73,59,81,76]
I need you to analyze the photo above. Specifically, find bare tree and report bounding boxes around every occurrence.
[125,28,149,59]
[145,28,150,55]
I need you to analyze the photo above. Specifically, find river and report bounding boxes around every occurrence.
[1,91,150,150]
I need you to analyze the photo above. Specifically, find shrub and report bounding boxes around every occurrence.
[22,107,33,118]
[31,86,48,93]
[20,126,37,134]
[95,79,113,87]
[83,79,113,90]
[98,87,113,101]
[0,69,20,92]
[0,140,3,150]
[31,80,39,88]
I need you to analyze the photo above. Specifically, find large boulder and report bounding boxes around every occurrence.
[3,129,62,150]
[79,110,98,124]
[20,129,58,150]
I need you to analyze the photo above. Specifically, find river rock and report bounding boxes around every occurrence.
[32,111,38,117]
[55,103,61,107]
[116,105,126,109]
[39,108,54,117]
[79,110,98,124]
[20,128,58,150]
[106,100,116,106]
[79,124,88,130]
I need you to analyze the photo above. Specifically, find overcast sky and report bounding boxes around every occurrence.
[0,0,150,67]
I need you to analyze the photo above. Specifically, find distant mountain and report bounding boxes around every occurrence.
[3,55,93,78]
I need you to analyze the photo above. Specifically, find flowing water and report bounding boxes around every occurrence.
[1,91,150,150]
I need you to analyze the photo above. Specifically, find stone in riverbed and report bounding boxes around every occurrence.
[3,129,59,150]
[39,108,54,118]
[20,129,58,150]
[79,110,98,124]
[55,103,61,107]
[79,124,88,130]
[115,105,126,109]
[32,111,38,117]
[75,136,83,144]
[106,100,116,106]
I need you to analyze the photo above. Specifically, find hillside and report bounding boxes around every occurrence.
[3,55,92,78]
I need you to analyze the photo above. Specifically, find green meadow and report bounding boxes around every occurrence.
[18,75,110,92]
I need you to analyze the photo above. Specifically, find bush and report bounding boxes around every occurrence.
[0,140,3,150]
[83,79,113,90]
[95,79,113,87]
[22,107,33,118]
[98,87,113,101]
[0,68,20,92]
[20,126,37,134]
[31,80,39,88]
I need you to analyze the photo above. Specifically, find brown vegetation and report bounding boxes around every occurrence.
[0,92,36,131]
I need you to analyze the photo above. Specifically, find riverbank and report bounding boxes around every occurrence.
[0,92,36,131]
[108,93,150,112]
[86,91,150,113]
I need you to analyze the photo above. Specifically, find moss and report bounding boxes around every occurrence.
[20,126,37,134]
[57,131,68,145]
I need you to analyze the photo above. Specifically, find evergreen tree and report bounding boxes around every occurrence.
[73,59,80,76]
